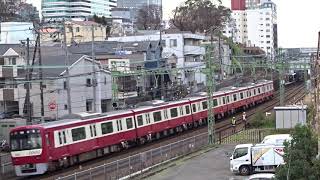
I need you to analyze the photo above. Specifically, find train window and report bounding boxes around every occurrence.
[254,89,256,95]
[179,107,184,115]
[227,96,230,103]
[170,108,178,118]
[90,125,97,137]
[58,132,62,144]
[258,88,261,94]
[213,99,218,106]
[126,118,133,129]
[192,104,197,112]
[101,122,113,134]
[197,103,201,111]
[233,94,237,101]
[153,111,162,122]
[90,126,93,137]
[163,110,168,119]
[222,97,226,104]
[93,125,97,136]
[116,120,123,131]
[185,105,190,114]
[62,131,67,143]
[137,115,144,126]
[146,113,151,124]
[9,125,15,127]
[71,127,86,142]
[240,93,244,99]
[202,101,208,110]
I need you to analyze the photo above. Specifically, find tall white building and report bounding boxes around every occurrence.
[41,0,117,21]
[224,0,278,59]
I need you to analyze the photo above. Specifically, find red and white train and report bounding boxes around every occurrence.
[10,80,274,176]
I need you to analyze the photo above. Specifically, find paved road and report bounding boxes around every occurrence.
[148,144,248,180]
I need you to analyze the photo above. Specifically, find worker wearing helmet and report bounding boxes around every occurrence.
[231,117,236,133]
[243,112,247,129]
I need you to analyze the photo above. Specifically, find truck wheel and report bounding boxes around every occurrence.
[239,166,250,176]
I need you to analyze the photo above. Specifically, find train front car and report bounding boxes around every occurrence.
[10,126,48,176]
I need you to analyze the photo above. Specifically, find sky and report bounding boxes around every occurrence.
[28,0,320,48]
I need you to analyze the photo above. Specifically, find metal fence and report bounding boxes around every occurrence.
[56,128,278,180]
[1,127,285,179]
[0,153,13,175]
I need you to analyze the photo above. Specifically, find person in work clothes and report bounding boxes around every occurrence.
[243,112,247,130]
[231,117,236,133]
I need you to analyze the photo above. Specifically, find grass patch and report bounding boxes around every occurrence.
[250,111,275,129]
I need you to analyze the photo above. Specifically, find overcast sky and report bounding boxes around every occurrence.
[29,0,320,48]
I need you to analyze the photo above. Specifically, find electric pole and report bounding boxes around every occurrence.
[37,32,45,120]
[26,38,32,123]
[160,0,165,100]
[63,19,72,114]
[206,28,216,145]
[91,25,97,112]
[279,48,285,106]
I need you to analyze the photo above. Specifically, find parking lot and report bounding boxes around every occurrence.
[148,144,248,180]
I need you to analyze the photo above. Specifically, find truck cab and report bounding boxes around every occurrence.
[230,144,252,175]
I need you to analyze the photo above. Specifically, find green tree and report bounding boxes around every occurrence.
[171,0,231,33]
[275,125,319,180]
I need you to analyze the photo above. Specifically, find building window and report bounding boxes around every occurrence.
[266,23,270,26]
[170,39,177,47]
[104,77,107,85]
[86,78,92,87]
[86,99,93,112]
[267,47,271,49]
[9,57,16,65]
[266,18,270,20]
[266,29,271,32]
[137,115,143,126]
[64,104,68,110]
[63,81,67,89]
[267,41,271,43]
[161,40,166,47]
[266,35,271,38]
[76,27,80,32]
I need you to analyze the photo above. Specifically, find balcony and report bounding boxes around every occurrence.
[184,45,205,55]
[0,66,18,78]
[0,88,18,101]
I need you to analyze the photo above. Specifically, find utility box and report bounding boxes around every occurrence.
[274,105,307,129]
[0,118,26,142]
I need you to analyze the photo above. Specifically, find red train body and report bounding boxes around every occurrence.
[10,80,274,176]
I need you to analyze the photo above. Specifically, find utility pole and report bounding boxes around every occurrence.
[37,32,44,119]
[279,48,285,106]
[63,19,72,114]
[159,0,165,100]
[91,25,97,112]
[26,38,32,123]
[315,31,320,158]
[218,34,223,80]
[206,28,216,145]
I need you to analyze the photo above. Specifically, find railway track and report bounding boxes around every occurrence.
[7,83,306,180]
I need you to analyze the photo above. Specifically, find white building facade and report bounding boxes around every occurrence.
[108,32,206,91]
[223,0,278,59]
[17,55,113,120]
[41,0,117,21]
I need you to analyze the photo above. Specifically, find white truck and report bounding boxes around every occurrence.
[230,143,285,175]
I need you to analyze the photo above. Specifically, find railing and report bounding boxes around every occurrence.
[1,127,287,179]
[56,128,281,180]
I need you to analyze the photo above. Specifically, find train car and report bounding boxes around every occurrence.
[10,80,274,176]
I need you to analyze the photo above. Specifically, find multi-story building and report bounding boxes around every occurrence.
[40,21,108,45]
[108,32,206,92]
[117,0,161,8]
[0,45,25,116]
[41,0,117,21]
[17,47,113,121]
[224,0,278,59]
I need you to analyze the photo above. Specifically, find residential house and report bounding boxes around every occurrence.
[17,46,112,121]
[0,44,25,115]
[108,31,206,92]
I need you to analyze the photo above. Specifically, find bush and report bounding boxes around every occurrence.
[250,111,275,129]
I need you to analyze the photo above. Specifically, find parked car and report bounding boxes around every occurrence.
[248,173,275,180]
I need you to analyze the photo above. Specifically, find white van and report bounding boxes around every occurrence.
[261,134,291,145]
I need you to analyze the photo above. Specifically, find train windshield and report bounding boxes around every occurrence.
[10,129,42,151]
